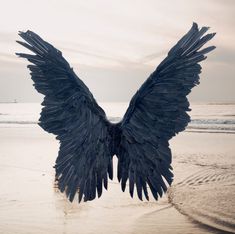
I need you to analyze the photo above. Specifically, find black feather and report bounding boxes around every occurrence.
[17,23,215,203]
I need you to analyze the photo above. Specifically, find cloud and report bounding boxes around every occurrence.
[209,46,235,65]
[0,0,234,102]
[0,32,16,42]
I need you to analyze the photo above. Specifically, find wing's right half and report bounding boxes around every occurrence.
[116,23,216,201]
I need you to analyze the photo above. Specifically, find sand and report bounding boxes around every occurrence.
[0,125,234,234]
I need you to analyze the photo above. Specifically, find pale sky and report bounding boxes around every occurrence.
[0,0,234,103]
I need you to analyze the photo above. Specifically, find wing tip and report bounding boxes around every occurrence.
[18,30,24,36]
[192,22,199,30]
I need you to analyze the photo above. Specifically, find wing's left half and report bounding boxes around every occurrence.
[16,31,113,202]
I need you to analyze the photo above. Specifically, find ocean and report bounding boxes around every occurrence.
[1,102,235,134]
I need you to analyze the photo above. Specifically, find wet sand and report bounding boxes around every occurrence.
[0,125,234,234]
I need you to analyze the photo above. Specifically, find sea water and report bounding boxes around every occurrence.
[1,102,235,134]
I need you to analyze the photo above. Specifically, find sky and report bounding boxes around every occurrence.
[0,0,234,103]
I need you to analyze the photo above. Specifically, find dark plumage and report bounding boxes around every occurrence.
[16,22,216,202]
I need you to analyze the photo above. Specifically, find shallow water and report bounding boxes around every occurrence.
[1,102,235,133]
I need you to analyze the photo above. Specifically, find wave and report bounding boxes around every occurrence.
[190,119,235,125]
[0,120,37,124]
[188,119,235,133]
[0,117,122,125]
[1,117,235,133]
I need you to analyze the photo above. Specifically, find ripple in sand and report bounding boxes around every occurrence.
[169,168,235,233]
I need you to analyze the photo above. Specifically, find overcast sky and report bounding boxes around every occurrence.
[0,0,234,103]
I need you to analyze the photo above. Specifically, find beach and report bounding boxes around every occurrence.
[0,103,234,234]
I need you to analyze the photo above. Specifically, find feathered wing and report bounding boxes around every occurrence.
[16,31,113,202]
[117,23,216,200]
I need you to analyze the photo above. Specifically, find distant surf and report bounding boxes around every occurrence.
[1,103,235,134]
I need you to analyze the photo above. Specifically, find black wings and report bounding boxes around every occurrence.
[117,23,216,200]
[16,31,113,202]
[17,23,215,203]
